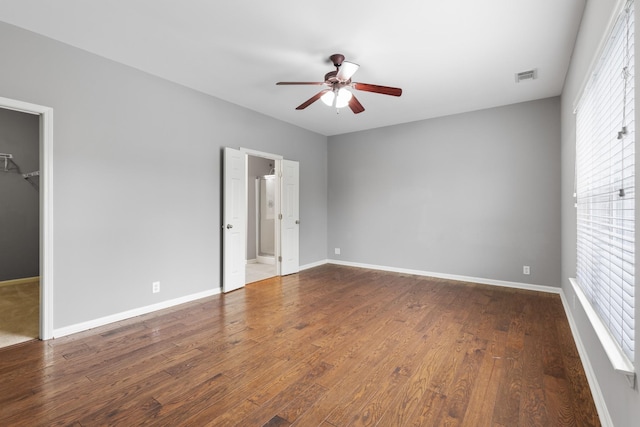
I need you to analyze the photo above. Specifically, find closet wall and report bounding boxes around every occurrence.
[0,108,39,281]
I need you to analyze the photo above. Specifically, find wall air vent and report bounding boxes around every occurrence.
[515,69,537,83]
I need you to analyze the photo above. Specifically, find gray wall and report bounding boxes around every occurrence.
[0,21,327,329]
[328,97,561,287]
[561,1,640,426]
[0,108,39,281]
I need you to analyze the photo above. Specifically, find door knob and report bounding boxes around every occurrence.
[295,220,300,224]
[226,224,233,229]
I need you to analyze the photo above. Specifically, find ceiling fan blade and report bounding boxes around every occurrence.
[348,94,365,114]
[352,83,402,97]
[276,82,325,85]
[336,61,359,81]
[295,89,331,110]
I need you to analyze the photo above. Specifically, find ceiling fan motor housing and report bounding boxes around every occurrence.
[330,53,345,67]
[325,71,339,83]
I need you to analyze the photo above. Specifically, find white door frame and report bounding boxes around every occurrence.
[241,148,283,277]
[0,96,54,340]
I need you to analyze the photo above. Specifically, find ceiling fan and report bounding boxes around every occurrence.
[276,54,402,114]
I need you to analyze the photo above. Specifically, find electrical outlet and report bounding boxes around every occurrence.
[523,266,530,275]
[335,248,341,255]
[152,281,160,293]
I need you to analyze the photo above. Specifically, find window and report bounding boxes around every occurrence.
[575,0,635,371]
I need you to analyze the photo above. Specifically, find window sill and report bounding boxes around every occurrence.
[569,278,635,387]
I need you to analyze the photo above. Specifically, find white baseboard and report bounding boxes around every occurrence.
[300,259,329,271]
[257,255,275,265]
[327,259,561,294]
[0,276,40,288]
[53,288,220,338]
[558,290,613,427]
[51,259,330,339]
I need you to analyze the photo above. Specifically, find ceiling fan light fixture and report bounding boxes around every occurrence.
[321,91,335,106]
[337,61,360,81]
[336,88,353,108]
[321,88,352,108]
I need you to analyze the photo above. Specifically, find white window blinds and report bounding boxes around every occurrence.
[575,0,635,363]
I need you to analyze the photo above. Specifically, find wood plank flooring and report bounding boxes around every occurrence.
[0,265,600,426]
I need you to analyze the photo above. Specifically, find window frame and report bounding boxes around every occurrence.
[572,0,635,384]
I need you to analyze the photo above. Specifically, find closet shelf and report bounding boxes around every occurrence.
[1,153,19,172]
[1,153,39,191]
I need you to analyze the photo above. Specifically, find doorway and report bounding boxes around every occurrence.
[0,108,39,347]
[222,147,299,293]
[246,155,277,284]
[0,96,53,341]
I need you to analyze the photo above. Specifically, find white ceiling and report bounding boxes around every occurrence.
[0,0,585,136]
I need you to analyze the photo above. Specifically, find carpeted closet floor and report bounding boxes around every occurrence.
[0,279,39,348]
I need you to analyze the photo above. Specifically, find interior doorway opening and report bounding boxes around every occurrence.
[222,146,298,293]
[0,96,53,341]
[0,108,39,348]
[246,154,278,284]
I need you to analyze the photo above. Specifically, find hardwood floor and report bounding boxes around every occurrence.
[0,265,600,426]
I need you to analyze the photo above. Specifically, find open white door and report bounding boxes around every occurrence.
[223,147,246,292]
[280,159,299,275]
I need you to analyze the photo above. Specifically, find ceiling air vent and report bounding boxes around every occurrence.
[515,69,537,83]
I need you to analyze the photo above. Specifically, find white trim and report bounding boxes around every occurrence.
[0,96,54,340]
[559,288,615,427]
[569,278,635,378]
[256,255,275,265]
[40,105,54,340]
[0,276,40,288]
[0,97,48,116]
[327,259,561,294]
[240,147,283,160]
[573,0,630,112]
[300,259,329,271]
[53,288,220,338]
